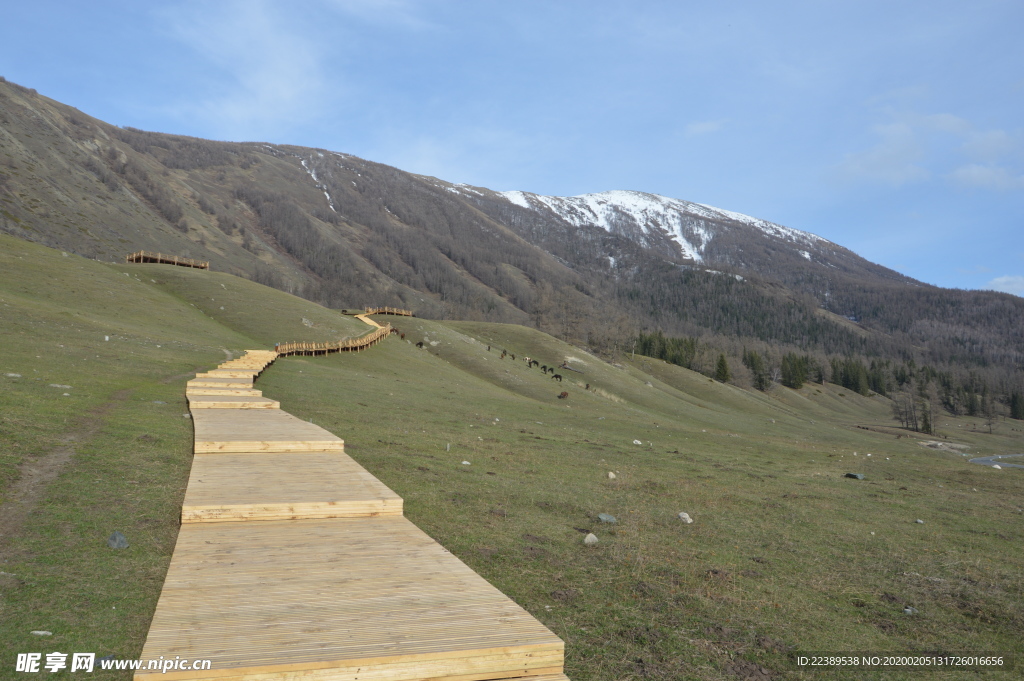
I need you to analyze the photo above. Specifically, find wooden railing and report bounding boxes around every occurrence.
[126,250,210,270]
[274,323,391,357]
[348,305,411,315]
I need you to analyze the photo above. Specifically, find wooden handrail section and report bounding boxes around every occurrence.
[342,306,414,317]
[364,305,413,316]
[126,250,210,269]
[274,323,391,356]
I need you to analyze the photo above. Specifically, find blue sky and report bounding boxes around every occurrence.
[2,1,1021,294]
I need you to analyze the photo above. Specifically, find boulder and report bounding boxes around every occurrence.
[583,533,599,546]
[107,531,129,549]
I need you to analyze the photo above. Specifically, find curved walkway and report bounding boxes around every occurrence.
[137,314,567,681]
[968,454,1024,469]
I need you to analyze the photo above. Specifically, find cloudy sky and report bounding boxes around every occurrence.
[2,1,1021,294]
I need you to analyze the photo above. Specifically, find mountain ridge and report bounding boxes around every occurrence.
[1,78,1021,400]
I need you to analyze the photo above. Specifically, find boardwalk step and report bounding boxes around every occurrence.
[187,395,280,409]
[138,518,563,681]
[182,452,402,523]
[192,410,344,452]
[187,376,252,387]
[185,388,263,396]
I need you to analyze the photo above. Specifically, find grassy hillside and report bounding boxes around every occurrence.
[4,79,1023,406]
[1,234,1022,679]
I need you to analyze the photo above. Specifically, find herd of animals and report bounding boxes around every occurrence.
[399,329,591,400]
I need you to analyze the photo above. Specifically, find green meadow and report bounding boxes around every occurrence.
[1,234,1021,679]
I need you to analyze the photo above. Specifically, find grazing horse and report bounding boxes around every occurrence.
[551,374,562,382]
[585,383,590,390]
[487,345,491,351]
[400,333,405,339]
[541,365,548,373]
[510,353,516,361]
[558,391,569,399]
[416,341,424,348]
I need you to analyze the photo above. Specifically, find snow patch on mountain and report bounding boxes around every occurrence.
[698,203,823,245]
[502,190,532,209]
[498,189,827,261]
[298,156,337,212]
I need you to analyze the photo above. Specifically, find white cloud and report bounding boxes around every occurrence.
[956,265,992,275]
[985,275,1024,296]
[158,1,331,140]
[961,129,1017,163]
[325,0,434,30]
[684,120,725,137]
[838,110,1022,191]
[836,122,929,186]
[367,124,547,189]
[949,164,1024,191]
[922,113,970,135]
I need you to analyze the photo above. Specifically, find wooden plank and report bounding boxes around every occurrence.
[136,517,562,681]
[140,659,562,681]
[192,410,344,452]
[195,370,260,379]
[187,381,253,390]
[187,395,280,410]
[188,377,254,383]
[185,388,263,397]
[181,452,402,522]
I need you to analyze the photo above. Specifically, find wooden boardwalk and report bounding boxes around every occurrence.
[126,250,210,269]
[137,319,567,680]
[342,306,414,317]
[275,323,391,357]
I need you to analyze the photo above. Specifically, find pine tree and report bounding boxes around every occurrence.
[1011,392,1024,420]
[743,349,770,391]
[921,403,932,435]
[781,353,808,389]
[715,354,731,383]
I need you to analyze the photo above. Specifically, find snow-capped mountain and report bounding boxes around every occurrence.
[497,189,827,264]
[449,184,919,292]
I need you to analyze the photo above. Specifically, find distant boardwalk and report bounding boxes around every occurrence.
[274,322,391,356]
[126,250,209,270]
[343,306,414,317]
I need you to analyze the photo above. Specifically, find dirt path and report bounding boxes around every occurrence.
[0,388,133,564]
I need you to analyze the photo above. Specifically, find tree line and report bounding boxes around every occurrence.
[634,330,1024,431]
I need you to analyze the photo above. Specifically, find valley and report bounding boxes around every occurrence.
[1,235,1021,679]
